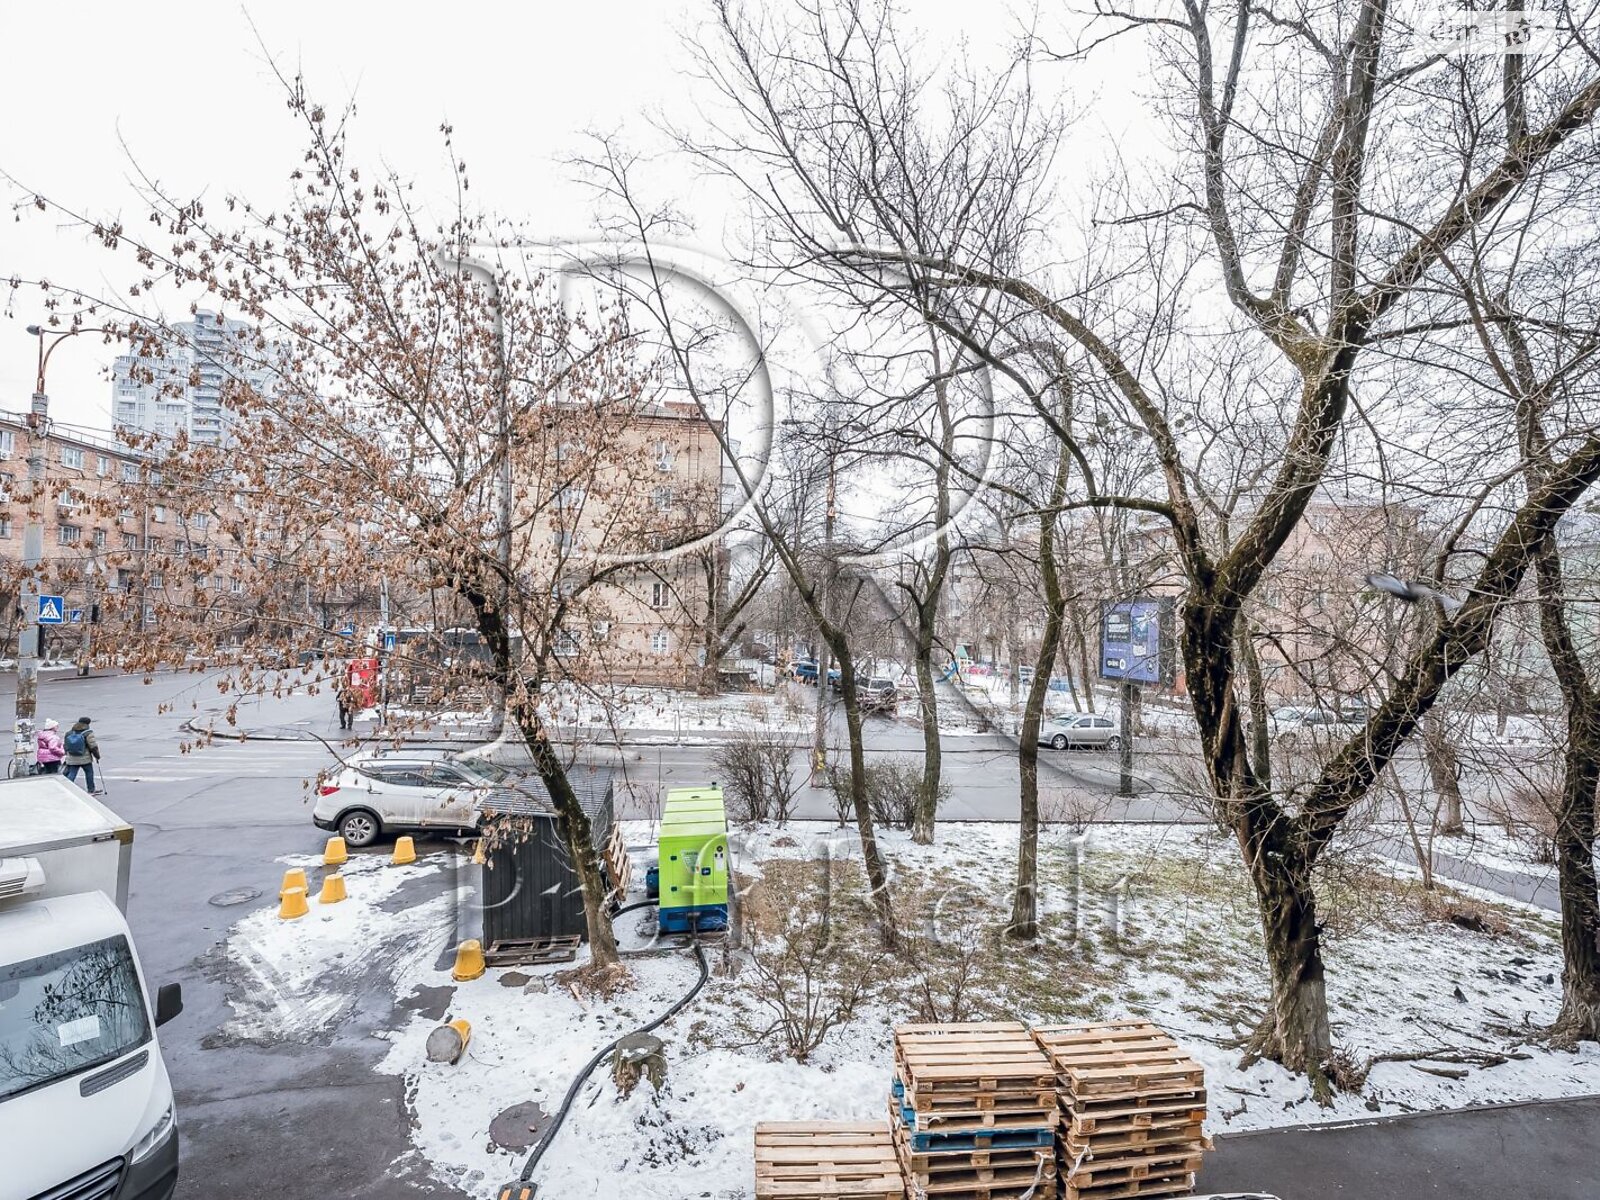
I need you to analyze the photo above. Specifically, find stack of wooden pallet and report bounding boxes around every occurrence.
[1032,1021,1207,1200]
[891,1022,1058,1200]
[754,1122,904,1200]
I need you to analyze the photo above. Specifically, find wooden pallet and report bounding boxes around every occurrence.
[1032,1024,1205,1104]
[1061,1100,1208,1139]
[1060,1170,1194,1200]
[896,1024,1056,1099]
[482,934,581,966]
[890,1097,1055,1155]
[603,826,632,906]
[755,1122,904,1200]
[1060,1149,1202,1189]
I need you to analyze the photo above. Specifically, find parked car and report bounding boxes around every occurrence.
[791,660,820,684]
[312,750,517,847]
[859,676,899,712]
[1268,705,1359,742]
[1038,713,1122,751]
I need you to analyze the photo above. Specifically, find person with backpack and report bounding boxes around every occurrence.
[35,718,65,774]
[62,717,101,793]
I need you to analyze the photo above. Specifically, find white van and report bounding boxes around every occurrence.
[0,776,182,1200]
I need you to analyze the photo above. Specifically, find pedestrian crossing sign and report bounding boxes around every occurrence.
[36,595,65,625]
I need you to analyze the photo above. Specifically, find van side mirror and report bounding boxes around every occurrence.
[155,982,183,1027]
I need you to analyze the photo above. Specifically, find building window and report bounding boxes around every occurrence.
[116,568,133,591]
[121,462,139,483]
[0,519,11,538]
[654,440,674,472]
[60,447,84,469]
[651,485,674,512]
[555,440,587,462]
[591,620,610,641]
[650,629,670,654]
[152,505,166,523]
[148,571,163,588]
[552,528,577,552]
[93,529,107,549]
[96,454,111,477]
[650,581,669,609]
[0,430,13,457]
[192,513,209,532]
[146,537,163,553]
[121,532,139,551]
[230,577,244,594]
[555,486,585,511]
[554,629,581,657]
[58,524,82,545]
[0,473,13,501]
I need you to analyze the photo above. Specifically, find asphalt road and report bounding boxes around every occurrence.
[2,670,1590,1200]
[1198,1096,1600,1199]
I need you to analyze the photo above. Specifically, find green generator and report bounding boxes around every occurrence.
[657,784,729,933]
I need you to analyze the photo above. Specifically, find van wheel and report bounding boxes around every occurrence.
[339,808,382,848]
[1051,734,1068,751]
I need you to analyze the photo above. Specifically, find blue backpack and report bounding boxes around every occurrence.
[64,729,88,757]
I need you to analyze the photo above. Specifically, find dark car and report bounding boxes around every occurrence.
[791,660,820,684]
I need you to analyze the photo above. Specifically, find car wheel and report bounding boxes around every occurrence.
[1106,735,1122,751]
[339,808,382,848]
[1051,734,1068,751]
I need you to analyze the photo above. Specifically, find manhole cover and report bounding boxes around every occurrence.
[489,1101,549,1152]
[208,887,262,908]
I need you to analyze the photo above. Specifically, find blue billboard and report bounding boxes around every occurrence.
[1100,598,1172,684]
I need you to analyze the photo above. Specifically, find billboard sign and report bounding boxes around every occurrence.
[1100,598,1173,684]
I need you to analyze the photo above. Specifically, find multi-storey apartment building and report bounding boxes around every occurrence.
[111,312,274,447]
[515,399,731,689]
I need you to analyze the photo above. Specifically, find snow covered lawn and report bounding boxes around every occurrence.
[219,823,1600,1198]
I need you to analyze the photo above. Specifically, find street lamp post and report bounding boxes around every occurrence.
[15,324,114,724]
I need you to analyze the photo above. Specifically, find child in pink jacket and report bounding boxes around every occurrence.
[35,718,65,774]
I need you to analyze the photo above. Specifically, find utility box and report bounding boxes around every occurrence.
[656,784,729,934]
[477,768,615,952]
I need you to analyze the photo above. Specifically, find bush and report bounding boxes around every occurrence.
[714,729,802,825]
[825,755,946,830]
[744,902,880,1061]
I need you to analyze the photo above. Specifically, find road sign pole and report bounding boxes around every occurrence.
[14,391,49,726]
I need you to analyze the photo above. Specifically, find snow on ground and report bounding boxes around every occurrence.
[215,851,453,1043]
[544,685,810,734]
[210,821,1599,1197]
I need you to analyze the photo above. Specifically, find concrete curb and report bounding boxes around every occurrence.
[1209,1090,1600,1142]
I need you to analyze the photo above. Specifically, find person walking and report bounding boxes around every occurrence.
[62,717,101,793]
[35,719,65,774]
[336,683,356,731]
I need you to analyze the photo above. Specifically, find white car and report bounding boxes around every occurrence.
[312,750,515,847]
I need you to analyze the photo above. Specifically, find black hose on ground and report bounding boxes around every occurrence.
[612,897,657,918]
[513,934,710,1191]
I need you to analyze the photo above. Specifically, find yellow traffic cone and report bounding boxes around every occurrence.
[392,836,417,866]
[317,874,347,904]
[323,836,348,866]
[280,867,309,898]
[451,939,486,982]
[278,886,309,920]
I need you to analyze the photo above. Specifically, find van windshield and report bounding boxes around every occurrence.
[0,935,151,1104]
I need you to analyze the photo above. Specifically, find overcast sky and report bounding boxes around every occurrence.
[0,1,1140,431]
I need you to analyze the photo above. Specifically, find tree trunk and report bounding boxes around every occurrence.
[1532,548,1600,1045]
[1010,379,1072,940]
[1421,714,1464,835]
[1236,611,1272,792]
[911,641,941,844]
[837,650,899,949]
[529,726,621,968]
[1242,844,1335,1100]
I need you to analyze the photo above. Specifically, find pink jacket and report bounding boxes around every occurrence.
[35,729,65,764]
